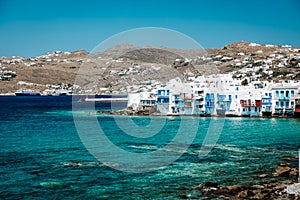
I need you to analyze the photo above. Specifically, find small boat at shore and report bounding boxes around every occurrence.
[15,89,41,96]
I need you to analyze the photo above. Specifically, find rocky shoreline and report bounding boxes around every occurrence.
[177,162,299,199]
[96,108,298,118]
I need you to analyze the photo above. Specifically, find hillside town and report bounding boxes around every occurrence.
[1,41,300,117]
[1,41,300,95]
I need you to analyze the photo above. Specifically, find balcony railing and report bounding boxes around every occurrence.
[205,97,214,101]
[240,103,262,107]
[205,103,215,108]
[218,98,232,102]
[262,102,272,106]
[279,97,290,101]
[174,97,180,101]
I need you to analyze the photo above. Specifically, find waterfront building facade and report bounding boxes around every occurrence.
[127,75,300,117]
[272,85,297,116]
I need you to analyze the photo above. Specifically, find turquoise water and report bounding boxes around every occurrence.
[0,96,299,199]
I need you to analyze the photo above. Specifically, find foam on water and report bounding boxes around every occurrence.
[40,181,64,189]
[128,145,159,150]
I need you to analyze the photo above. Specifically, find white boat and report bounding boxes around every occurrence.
[53,89,69,96]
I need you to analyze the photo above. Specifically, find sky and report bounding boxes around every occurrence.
[0,0,300,57]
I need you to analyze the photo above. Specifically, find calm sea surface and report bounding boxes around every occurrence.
[1,96,299,199]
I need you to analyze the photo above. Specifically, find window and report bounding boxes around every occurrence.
[291,90,295,97]
[276,102,279,107]
[280,102,284,107]
[275,91,279,97]
[285,102,289,108]
[255,107,257,112]
[235,95,238,99]
[280,91,284,99]
[286,91,289,97]
[291,101,294,107]
[269,93,272,97]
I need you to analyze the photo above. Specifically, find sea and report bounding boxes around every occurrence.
[0,96,299,199]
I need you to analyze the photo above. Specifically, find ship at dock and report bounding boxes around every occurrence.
[15,89,41,96]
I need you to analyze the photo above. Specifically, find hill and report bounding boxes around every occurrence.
[0,41,299,94]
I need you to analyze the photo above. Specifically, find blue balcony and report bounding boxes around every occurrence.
[205,103,215,108]
[177,102,185,107]
[262,97,272,100]
[279,97,290,101]
[156,97,170,104]
[205,97,214,101]
[205,93,214,101]
[174,96,180,101]
[217,95,232,102]
[262,103,272,106]
[157,89,170,97]
[217,95,226,102]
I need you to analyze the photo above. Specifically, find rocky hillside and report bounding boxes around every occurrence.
[0,41,299,94]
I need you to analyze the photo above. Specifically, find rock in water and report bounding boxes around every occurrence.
[273,164,291,177]
[259,174,269,178]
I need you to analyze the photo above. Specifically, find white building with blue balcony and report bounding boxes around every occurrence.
[169,93,194,115]
[156,89,171,114]
[216,93,233,116]
[191,82,205,115]
[204,93,215,115]
[261,92,272,116]
[272,85,297,116]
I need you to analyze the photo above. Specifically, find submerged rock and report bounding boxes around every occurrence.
[259,173,269,178]
[273,165,291,177]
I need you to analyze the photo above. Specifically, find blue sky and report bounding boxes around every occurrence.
[0,0,300,57]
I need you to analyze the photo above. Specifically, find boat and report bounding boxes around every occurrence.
[15,89,41,96]
[53,89,69,96]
